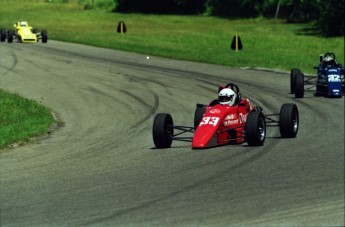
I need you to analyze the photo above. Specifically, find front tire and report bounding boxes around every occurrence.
[41,30,48,43]
[246,111,266,146]
[152,113,174,148]
[0,29,6,42]
[279,103,299,138]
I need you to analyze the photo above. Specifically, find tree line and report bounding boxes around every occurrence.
[114,0,344,37]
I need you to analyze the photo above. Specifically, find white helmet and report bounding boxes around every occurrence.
[20,21,28,27]
[218,88,236,106]
[323,55,335,66]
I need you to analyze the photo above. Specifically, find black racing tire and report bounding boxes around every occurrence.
[7,30,14,43]
[41,29,48,43]
[32,28,39,34]
[290,68,300,94]
[152,113,173,148]
[194,104,206,130]
[0,28,6,42]
[294,71,304,98]
[279,103,299,138]
[245,111,266,146]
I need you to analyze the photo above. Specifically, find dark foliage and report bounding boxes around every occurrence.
[316,0,344,37]
[205,0,261,18]
[115,0,205,14]
[113,0,344,37]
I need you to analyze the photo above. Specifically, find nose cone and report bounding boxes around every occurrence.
[192,128,218,148]
[192,106,226,148]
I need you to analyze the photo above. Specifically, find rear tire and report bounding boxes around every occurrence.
[290,68,300,94]
[194,104,205,130]
[246,111,266,146]
[294,72,304,98]
[279,103,299,138]
[32,28,39,34]
[152,113,173,148]
[7,30,14,43]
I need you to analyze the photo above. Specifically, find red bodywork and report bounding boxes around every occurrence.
[192,98,253,148]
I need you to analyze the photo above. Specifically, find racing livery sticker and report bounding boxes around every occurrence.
[199,117,220,127]
[209,109,221,114]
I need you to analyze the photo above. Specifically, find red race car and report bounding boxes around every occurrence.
[152,83,299,149]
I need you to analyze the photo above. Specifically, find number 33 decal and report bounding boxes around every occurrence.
[199,117,220,126]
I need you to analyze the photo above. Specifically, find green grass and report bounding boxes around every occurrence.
[0,1,343,74]
[0,1,343,149]
[0,90,55,149]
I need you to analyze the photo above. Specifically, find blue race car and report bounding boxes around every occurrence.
[290,52,344,98]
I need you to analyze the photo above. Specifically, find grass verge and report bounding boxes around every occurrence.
[0,89,55,150]
[0,1,343,74]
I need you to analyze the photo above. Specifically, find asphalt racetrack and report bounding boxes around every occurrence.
[0,41,344,226]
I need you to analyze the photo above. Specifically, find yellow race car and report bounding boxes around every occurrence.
[1,21,48,43]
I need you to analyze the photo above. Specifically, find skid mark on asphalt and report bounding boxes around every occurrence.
[1,51,18,76]
[119,89,159,126]
[85,86,159,135]
[82,145,274,225]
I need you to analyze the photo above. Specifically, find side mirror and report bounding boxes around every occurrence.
[319,54,323,62]
[314,66,318,69]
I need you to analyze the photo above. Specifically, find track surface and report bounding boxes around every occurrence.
[0,41,344,226]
